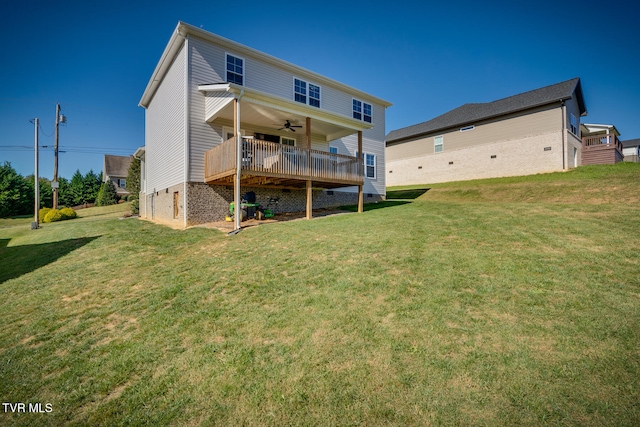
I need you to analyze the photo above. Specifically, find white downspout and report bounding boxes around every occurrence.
[561,100,566,171]
[183,36,190,228]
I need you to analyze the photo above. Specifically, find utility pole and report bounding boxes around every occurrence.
[53,103,60,209]
[32,118,39,230]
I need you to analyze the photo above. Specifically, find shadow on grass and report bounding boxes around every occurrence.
[340,200,412,212]
[386,188,430,200]
[0,236,101,284]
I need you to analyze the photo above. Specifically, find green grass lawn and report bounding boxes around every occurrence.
[1,164,639,426]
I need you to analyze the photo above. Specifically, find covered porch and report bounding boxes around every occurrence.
[198,83,371,230]
[580,124,624,166]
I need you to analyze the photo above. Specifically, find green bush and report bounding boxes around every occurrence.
[39,207,52,223]
[60,207,77,219]
[130,198,139,215]
[43,209,64,223]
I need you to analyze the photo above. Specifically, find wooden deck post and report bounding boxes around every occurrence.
[234,97,241,230]
[357,131,363,213]
[306,116,312,220]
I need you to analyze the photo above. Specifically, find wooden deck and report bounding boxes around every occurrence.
[205,137,364,188]
[582,134,624,166]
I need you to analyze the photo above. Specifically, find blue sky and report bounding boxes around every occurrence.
[1,0,638,179]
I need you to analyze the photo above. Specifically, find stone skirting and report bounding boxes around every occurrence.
[142,182,384,227]
[186,183,383,226]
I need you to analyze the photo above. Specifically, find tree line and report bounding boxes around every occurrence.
[0,161,139,218]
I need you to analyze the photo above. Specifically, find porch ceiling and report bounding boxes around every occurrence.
[198,83,371,141]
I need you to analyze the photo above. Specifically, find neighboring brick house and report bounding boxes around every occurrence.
[385,78,587,186]
[138,22,391,229]
[103,154,132,198]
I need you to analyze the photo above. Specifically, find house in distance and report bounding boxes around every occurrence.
[138,22,391,228]
[385,78,587,186]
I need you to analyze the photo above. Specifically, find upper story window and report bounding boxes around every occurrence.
[226,53,244,85]
[570,113,578,136]
[434,135,444,153]
[117,178,126,188]
[460,125,475,132]
[294,78,320,108]
[353,99,372,123]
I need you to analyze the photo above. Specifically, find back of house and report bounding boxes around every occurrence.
[138,22,391,227]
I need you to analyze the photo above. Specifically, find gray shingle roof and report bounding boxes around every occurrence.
[621,138,640,148]
[104,155,132,178]
[386,78,586,143]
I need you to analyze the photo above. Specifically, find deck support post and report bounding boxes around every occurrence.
[234,96,241,231]
[306,116,312,220]
[357,130,363,213]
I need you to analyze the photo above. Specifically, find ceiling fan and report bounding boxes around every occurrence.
[277,120,302,132]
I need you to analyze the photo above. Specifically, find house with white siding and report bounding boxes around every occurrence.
[385,78,587,186]
[138,22,391,229]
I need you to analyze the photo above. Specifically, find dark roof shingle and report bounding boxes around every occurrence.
[387,78,585,143]
[104,155,132,177]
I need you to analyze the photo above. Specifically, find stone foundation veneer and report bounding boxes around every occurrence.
[185,182,383,227]
[141,182,384,227]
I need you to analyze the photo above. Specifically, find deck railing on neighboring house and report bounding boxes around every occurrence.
[205,137,363,187]
[582,134,624,165]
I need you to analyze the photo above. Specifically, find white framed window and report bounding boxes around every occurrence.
[117,178,126,188]
[570,114,578,135]
[355,150,376,179]
[294,78,320,108]
[365,153,376,178]
[226,53,244,85]
[329,146,338,161]
[281,136,295,146]
[434,135,444,153]
[352,99,372,122]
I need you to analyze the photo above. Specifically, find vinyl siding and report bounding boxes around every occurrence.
[386,104,561,162]
[187,36,387,190]
[145,44,186,193]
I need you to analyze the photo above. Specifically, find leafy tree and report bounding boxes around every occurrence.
[126,157,140,197]
[84,170,102,204]
[57,177,74,207]
[95,180,118,207]
[24,176,52,209]
[69,169,85,206]
[127,156,141,214]
[0,162,30,217]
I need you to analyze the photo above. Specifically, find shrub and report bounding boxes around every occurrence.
[39,207,52,223]
[130,198,139,215]
[43,209,64,223]
[59,207,77,219]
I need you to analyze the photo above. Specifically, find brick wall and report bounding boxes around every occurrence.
[387,131,568,186]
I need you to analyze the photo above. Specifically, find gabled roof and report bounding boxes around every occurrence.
[386,78,586,143]
[621,138,640,148]
[139,22,391,109]
[104,155,132,178]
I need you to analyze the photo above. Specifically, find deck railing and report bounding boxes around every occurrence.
[583,134,623,151]
[205,137,363,185]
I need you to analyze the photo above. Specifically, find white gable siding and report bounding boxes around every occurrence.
[145,44,186,193]
[188,38,224,182]
[186,36,387,191]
